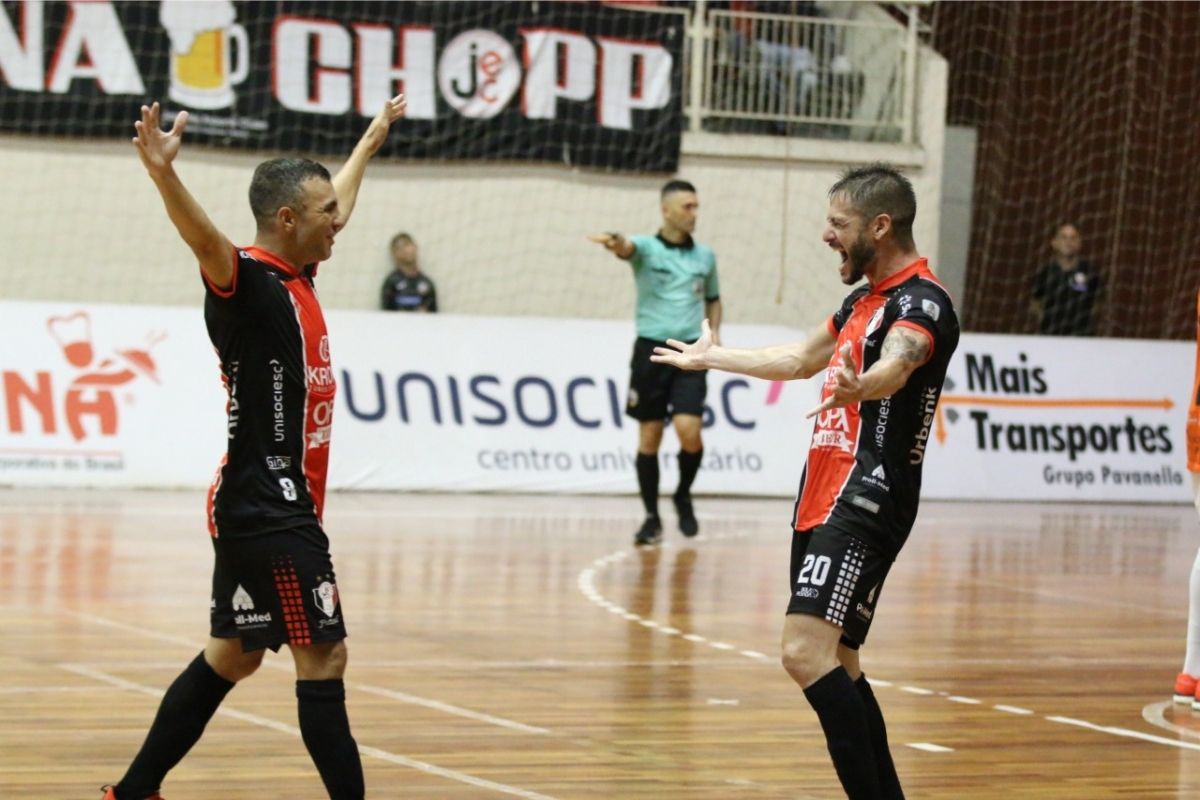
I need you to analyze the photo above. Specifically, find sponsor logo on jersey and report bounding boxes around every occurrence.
[231,584,254,610]
[266,455,292,470]
[271,359,286,442]
[909,385,939,464]
[813,407,854,452]
[307,364,335,388]
[231,586,272,626]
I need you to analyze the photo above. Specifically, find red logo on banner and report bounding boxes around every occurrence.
[2,312,165,441]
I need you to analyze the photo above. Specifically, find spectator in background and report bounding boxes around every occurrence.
[1030,223,1100,335]
[380,232,437,312]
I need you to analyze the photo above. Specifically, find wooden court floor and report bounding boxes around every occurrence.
[2,487,1199,799]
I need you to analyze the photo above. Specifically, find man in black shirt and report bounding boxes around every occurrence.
[1030,222,1101,335]
[380,232,437,312]
[103,94,406,800]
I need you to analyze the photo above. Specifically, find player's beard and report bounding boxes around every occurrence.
[843,236,874,284]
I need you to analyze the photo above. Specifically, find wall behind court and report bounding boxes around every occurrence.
[0,48,945,334]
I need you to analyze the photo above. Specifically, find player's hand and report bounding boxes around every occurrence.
[132,102,186,176]
[651,319,716,371]
[806,342,862,418]
[358,94,407,154]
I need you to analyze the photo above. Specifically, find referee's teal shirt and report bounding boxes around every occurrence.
[629,233,719,342]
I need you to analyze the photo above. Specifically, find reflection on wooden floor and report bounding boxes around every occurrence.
[2,488,1199,799]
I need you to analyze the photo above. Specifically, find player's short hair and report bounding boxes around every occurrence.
[829,163,916,248]
[248,157,332,227]
[390,232,415,249]
[661,179,697,198]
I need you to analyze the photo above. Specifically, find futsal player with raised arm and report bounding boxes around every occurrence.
[652,164,959,799]
[588,180,722,546]
[102,95,406,800]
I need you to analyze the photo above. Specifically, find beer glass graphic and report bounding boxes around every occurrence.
[160,1,249,110]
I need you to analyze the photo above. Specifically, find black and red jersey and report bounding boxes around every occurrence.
[202,247,336,538]
[793,258,959,555]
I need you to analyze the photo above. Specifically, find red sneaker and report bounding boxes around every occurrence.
[101,786,166,800]
[1174,672,1198,704]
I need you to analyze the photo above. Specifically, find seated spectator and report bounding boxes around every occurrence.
[380,233,437,312]
[1030,222,1100,335]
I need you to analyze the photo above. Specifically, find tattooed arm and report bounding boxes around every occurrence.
[806,325,932,418]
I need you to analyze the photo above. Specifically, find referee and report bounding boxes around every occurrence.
[589,180,722,546]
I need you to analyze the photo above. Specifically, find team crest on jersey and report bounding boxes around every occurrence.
[318,335,330,363]
[921,299,941,321]
[312,578,340,628]
[865,307,886,338]
[313,580,339,618]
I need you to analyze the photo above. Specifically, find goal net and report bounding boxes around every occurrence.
[928,0,1200,340]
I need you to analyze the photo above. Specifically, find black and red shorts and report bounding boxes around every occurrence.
[787,524,894,648]
[210,524,347,652]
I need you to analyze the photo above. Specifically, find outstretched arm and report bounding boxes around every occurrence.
[132,102,234,290]
[651,319,837,380]
[587,232,636,260]
[806,325,932,418]
[332,94,407,229]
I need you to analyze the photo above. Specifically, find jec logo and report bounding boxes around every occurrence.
[2,312,164,441]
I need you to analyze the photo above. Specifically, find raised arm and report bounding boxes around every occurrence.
[807,325,932,418]
[651,319,837,381]
[132,102,234,290]
[587,232,637,260]
[332,94,407,229]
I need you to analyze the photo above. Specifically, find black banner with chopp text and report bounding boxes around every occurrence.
[0,1,685,171]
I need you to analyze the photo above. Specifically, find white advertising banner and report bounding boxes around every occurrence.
[323,311,814,495]
[0,301,226,487]
[0,300,1192,503]
[0,301,815,496]
[920,333,1193,502]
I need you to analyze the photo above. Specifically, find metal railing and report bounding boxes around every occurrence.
[682,3,919,144]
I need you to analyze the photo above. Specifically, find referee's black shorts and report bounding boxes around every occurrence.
[625,337,707,421]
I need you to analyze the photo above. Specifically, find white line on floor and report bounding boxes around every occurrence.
[1048,713,1200,752]
[59,663,561,799]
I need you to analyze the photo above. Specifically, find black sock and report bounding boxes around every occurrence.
[116,652,235,800]
[856,674,904,799]
[675,449,703,497]
[635,452,660,518]
[297,679,364,800]
[802,666,882,800]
